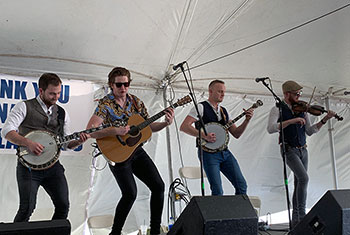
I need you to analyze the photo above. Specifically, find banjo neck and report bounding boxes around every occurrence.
[223,100,263,130]
[223,112,246,130]
[59,121,126,144]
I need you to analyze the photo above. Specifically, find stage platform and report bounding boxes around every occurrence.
[259,223,290,235]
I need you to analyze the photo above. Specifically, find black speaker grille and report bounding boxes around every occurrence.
[291,189,350,235]
[0,219,71,235]
[169,195,258,235]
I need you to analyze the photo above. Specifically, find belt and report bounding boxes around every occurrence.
[281,144,307,149]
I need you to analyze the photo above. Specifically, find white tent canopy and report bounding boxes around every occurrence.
[1,0,350,234]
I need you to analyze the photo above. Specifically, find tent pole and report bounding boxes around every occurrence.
[163,88,177,221]
[163,89,174,184]
[324,95,338,189]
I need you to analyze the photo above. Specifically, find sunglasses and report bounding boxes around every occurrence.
[114,82,130,88]
[290,91,302,96]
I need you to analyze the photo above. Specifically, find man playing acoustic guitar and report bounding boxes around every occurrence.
[1,73,89,222]
[86,67,174,235]
[180,79,254,196]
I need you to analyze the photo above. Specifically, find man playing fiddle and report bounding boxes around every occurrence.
[267,81,336,228]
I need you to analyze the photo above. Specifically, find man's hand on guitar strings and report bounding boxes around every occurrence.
[164,108,175,125]
[114,126,130,136]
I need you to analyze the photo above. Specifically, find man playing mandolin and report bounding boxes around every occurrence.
[180,79,254,196]
[1,73,89,222]
[267,80,336,228]
[86,67,174,235]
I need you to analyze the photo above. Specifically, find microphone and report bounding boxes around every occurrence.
[173,61,186,70]
[344,91,350,95]
[255,77,269,83]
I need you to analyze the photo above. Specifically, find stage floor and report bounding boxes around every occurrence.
[259,223,290,235]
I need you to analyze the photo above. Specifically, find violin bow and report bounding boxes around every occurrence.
[308,86,316,106]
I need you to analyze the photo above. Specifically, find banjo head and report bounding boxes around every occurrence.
[203,123,229,151]
[19,130,60,169]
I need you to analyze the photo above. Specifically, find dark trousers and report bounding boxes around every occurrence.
[109,147,165,235]
[14,161,69,222]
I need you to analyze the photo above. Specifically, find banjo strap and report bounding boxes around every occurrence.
[219,107,227,123]
[57,105,66,137]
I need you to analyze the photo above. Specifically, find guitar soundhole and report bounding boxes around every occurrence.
[128,126,140,137]
[126,135,142,147]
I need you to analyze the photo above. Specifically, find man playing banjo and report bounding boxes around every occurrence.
[180,80,254,195]
[1,73,89,222]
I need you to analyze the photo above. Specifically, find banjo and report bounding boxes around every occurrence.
[200,100,263,153]
[17,120,126,170]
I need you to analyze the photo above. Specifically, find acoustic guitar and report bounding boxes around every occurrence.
[97,95,192,163]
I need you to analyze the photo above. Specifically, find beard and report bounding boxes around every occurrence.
[41,95,57,107]
[287,96,298,104]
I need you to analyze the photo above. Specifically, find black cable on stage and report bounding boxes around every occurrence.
[167,178,191,225]
[187,3,350,71]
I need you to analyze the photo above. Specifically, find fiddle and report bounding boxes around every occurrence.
[292,100,343,121]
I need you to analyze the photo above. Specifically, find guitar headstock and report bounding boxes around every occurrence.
[175,95,192,107]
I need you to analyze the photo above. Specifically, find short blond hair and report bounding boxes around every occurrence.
[209,80,225,89]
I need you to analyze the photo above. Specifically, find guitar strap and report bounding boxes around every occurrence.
[130,94,142,114]
[129,94,145,148]
[57,105,66,137]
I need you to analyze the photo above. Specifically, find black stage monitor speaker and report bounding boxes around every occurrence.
[168,195,258,235]
[0,219,71,235]
[291,189,350,235]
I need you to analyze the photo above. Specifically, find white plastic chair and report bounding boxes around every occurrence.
[178,166,206,180]
[87,214,114,234]
[178,166,206,198]
[248,196,261,216]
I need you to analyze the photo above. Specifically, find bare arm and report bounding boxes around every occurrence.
[180,115,199,137]
[228,108,254,139]
[5,130,44,155]
[86,114,130,139]
[66,133,90,149]
[180,115,216,142]
[150,108,174,132]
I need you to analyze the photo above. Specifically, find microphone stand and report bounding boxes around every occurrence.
[260,80,292,231]
[178,64,207,196]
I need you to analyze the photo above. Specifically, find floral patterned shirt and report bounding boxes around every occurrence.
[94,93,148,124]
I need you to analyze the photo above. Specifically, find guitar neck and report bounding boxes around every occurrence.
[137,103,179,131]
[60,123,112,143]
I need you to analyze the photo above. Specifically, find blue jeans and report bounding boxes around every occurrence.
[199,149,247,195]
[14,161,69,222]
[282,146,309,226]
